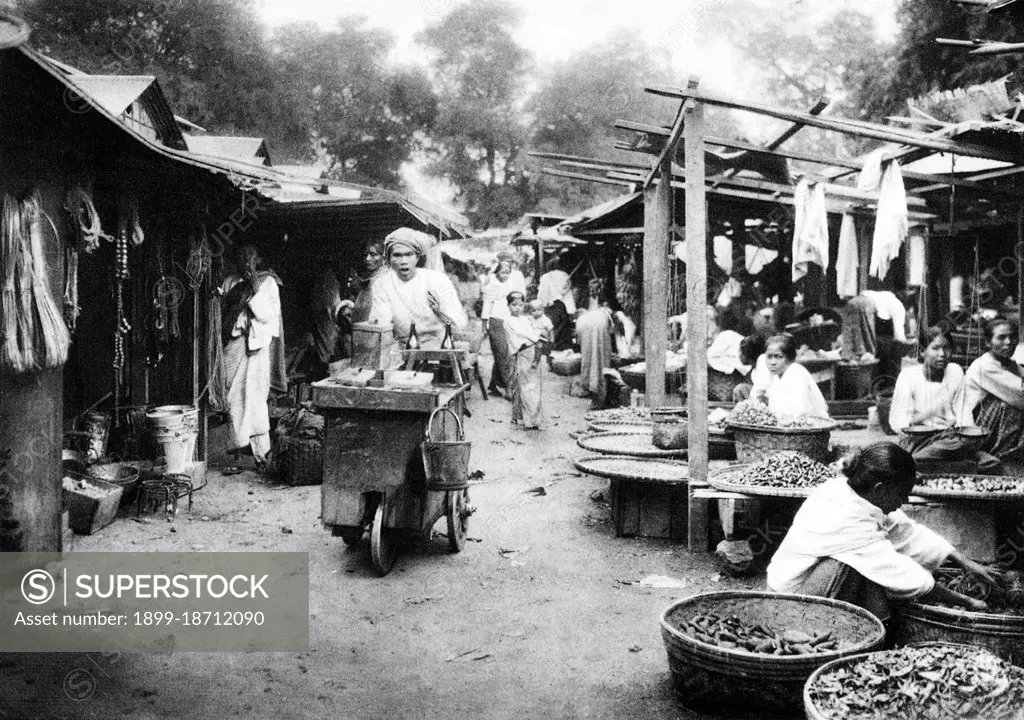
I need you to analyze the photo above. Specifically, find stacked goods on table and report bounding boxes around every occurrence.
[804,643,1024,720]
[678,613,840,655]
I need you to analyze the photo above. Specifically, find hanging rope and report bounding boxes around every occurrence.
[64,187,111,253]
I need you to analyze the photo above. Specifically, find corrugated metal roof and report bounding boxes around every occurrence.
[184,135,271,165]
[66,75,155,116]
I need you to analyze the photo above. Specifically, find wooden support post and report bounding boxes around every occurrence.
[643,154,672,407]
[685,97,710,553]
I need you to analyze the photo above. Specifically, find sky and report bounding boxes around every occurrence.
[256,0,900,204]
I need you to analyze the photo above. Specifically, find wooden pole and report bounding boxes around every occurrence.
[685,98,710,553]
[642,153,672,407]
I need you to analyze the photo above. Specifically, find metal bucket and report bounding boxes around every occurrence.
[147,405,198,474]
[421,407,470,491]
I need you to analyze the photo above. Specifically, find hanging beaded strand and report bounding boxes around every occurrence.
[113,225,131,423]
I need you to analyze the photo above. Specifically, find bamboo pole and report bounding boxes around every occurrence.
[685,98,710,553]
[646,85,1024,164]
[642,153,672,407]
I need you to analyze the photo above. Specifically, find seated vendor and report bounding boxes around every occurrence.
[732,334,768,403]
[890,326,1001,474]
[767,441,998,621]
[369,227,467,364]
[752,332,829,421]
[953,317,1024,461]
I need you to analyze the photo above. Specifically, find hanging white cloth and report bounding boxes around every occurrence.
[836,213,859,299]
[869,159,909,279]
[907,233,926,287]
[791,178,830,282]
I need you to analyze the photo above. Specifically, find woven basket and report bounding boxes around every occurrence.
[708,369,746,403]
[279,435,323,486]
[727,423,833,464]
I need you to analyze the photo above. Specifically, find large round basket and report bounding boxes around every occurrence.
[585,419,652,434]
[912,473,1024,500]
[802,641,1024,720]
[894,600,1024,667]
[576,432,687,458]
[660,591,885,716]
[726,422,835,464]
[573,455,687,482]
[707,463,826,499]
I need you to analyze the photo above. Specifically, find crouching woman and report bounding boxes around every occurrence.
[766,441,998,621]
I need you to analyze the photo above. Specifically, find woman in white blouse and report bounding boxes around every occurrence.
[768,442,998,620]
[752,332,829,421]
[890,326,1001,473]
[481,258,526,398]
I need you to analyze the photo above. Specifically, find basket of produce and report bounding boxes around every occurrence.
[576,432,687,458]
[651,406,688,450]
[708,452,835,498]
[584,407,651,424]
[803,642,1024,720]
[913,473,1024,500]
[62,473,123,535]
[660,591,884,715]
[573,455,687,483]
[725,402,835,463]
[835,360,877,400]
[896,567,1024,667]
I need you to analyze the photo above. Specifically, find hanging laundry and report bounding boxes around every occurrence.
[836,213,859,299]
[907,232,926,287]
[791,178,830,282]
[869,158,909,279]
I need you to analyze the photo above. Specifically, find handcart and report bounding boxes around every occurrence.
[313,349,473,575]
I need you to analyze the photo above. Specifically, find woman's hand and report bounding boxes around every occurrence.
[949,549,1003,587]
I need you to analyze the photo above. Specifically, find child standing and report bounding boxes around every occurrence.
[504,292,545,429]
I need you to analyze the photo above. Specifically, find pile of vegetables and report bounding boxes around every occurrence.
[675,612,839,655]
[585,407,650,423]
[731,451,833,490]
[925,567,1024,615]
[807,644,1024,720]
[726,401,830,429]
[918,475,1024,494]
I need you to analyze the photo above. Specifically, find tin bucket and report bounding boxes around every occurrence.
[421,407,470,491]
[147,405,198,474]
[80,412,111,462]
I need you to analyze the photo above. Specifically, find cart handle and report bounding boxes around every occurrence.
[425,406,464,442]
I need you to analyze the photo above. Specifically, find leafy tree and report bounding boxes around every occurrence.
[417,0,534,228]
[713,1,893,158]
[270,18,437,188]
[860,0,1023,120]
[526,31,682,215]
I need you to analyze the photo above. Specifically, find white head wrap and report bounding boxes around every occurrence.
[384,227,435,258]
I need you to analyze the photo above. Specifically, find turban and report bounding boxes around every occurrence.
[384,227,435,258]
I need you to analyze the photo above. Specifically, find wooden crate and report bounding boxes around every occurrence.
[610,477,688,540]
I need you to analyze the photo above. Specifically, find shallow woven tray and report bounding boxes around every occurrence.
[725,420,837,434]
[912,473,1024,501]
[573,455,688,483]
[584,408,651,424]
[576,432,688,458]
[585,419,652,434]
[706,463,827,498]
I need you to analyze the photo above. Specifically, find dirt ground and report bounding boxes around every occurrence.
[3,358,797,720]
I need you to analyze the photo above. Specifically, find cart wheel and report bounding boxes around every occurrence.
[446,489,469,553]
[370,501,396,575]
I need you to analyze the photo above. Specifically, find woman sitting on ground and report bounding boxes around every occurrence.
[751,332,829,421]
[767,441,998,620]
[890,325,1002,473]
[954,317,1024,461]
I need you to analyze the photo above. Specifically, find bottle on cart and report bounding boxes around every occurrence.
[405,323,420,350]
[440,324,455,349]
